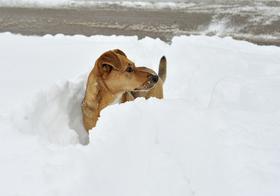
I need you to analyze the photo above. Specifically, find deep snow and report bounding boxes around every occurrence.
[0,33,280,196]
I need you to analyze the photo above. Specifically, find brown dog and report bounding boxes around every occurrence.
[82,49,166,132]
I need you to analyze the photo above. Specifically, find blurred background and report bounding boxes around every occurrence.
[0,0,279,46]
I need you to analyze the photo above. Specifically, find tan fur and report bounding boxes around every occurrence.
[130,56,166,99]
[82,49,165,132]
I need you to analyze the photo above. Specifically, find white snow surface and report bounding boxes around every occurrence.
[0,33,280,196]
[0,0,196,9]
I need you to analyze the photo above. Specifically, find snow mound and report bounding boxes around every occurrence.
[1,33,280,196]
[11,75,89,145]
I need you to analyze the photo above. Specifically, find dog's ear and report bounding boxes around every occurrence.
[97,50,122,74]
[112,49,127,57]
[101,63,113,73]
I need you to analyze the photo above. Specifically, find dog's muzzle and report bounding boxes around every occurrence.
[149,75,159,83]
[134,74,159,91]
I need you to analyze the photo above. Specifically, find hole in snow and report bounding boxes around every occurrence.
[11,75,90,145]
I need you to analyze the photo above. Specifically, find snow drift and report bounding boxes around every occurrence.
[0,33,280,196]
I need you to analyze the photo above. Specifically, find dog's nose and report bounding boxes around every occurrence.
[149,75,159,83]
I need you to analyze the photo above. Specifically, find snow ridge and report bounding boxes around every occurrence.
[1,33,280,196]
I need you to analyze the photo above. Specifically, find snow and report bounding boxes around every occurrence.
[0,0,196,9]
[1,32,280,196]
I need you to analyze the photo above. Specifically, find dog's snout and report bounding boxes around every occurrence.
[149,75,159,83]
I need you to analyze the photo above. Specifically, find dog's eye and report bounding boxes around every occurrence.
[126,67,134,73]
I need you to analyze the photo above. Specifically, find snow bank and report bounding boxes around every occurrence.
[0,0,195,9]
[0,33,280,196]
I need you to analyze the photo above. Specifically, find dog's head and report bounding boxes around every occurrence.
[95,49,159,93]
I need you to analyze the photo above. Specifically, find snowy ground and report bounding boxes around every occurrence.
[0,33,280,196]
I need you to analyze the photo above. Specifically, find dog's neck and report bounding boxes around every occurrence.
[97,78,122,109]
[82,76,123,131]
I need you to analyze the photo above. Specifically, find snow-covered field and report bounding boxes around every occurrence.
[0,33,280,196]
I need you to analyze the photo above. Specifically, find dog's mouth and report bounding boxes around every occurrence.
[134,80,156,91]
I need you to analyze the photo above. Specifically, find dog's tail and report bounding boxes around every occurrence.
[158,56,167,83]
